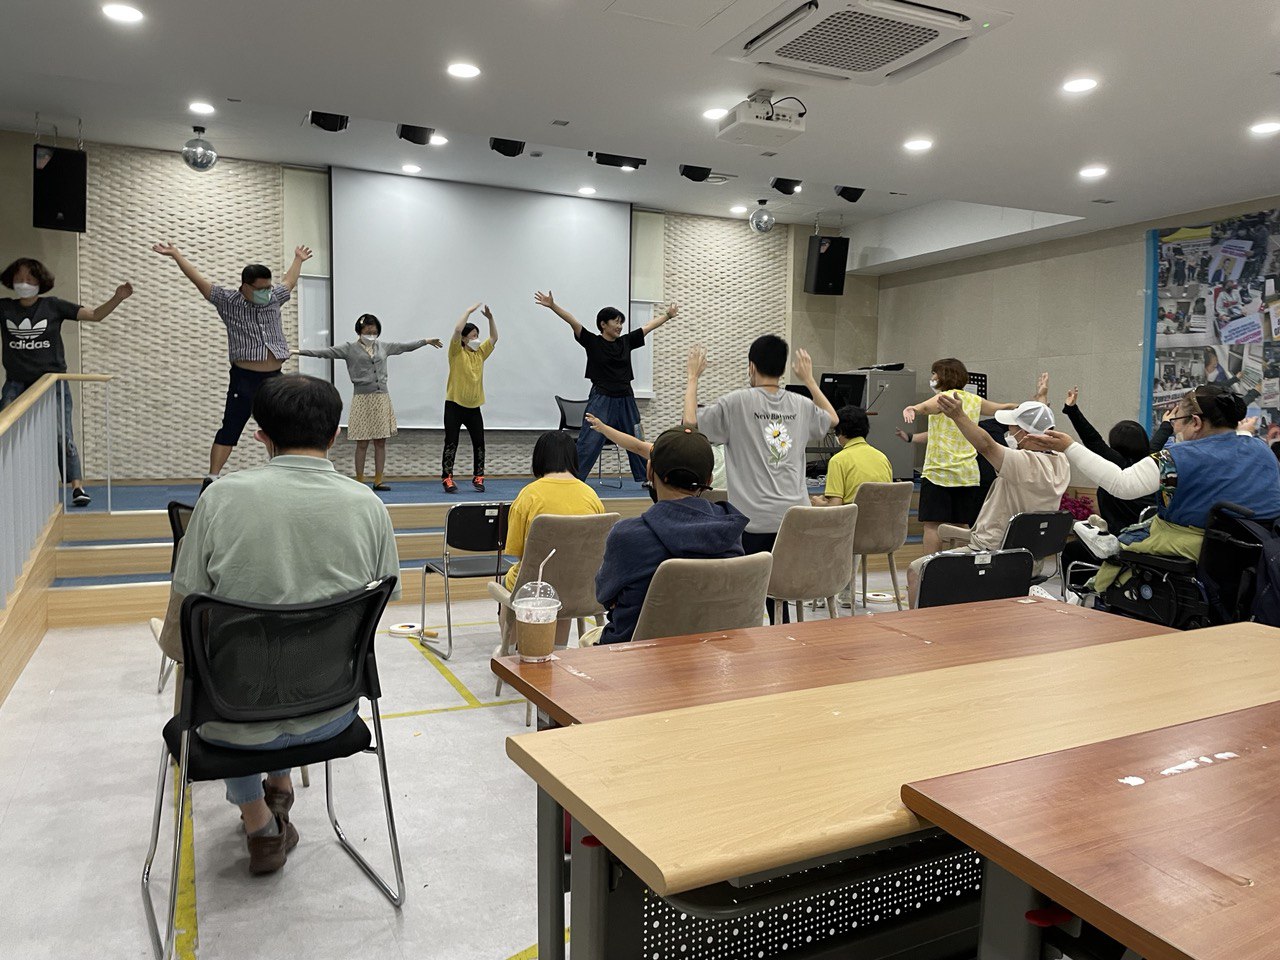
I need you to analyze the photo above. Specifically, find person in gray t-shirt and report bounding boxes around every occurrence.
[684,335,836,621]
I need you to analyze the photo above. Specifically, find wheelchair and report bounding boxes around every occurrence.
[1068,502,1279,630]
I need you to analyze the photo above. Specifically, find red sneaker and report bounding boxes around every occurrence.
[472,476,486,492]
[442,476,458,494]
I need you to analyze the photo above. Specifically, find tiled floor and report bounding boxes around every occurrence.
[0,586,908,960]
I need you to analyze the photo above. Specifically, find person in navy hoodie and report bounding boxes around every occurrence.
[594,426,748,644]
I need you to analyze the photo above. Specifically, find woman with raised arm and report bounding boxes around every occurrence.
[441,302,498,493]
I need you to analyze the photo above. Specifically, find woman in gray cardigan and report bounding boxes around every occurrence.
[295,314,442,489]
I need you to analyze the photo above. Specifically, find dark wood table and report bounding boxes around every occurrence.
[903,700,1280,960]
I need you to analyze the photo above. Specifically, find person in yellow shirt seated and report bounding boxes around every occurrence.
[504,431,606,590]
[811,405,892,506]
[442,302,497,493]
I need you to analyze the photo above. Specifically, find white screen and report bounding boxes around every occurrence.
[329,167,633,429]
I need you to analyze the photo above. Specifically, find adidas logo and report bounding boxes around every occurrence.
[6,317,47,340]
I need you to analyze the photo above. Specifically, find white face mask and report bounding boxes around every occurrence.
[360,334,378,343]
[1004,433,1021,450]
[929,378,939,392]
[463,339,479,351]
[13,282,39,299]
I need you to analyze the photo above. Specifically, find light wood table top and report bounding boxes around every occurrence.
[903,700,1280,960]
[506,623,1280,898]
[492,598,1169,726]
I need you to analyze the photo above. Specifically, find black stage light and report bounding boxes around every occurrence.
[834,185,866,203]
[397,124,434,145]
[770,177,802,196]
[590,151,646,170]
[490,137,526,157]
[679,164,712,182]
[308,111,350,132]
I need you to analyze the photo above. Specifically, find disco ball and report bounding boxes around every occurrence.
[181,128,218,172]
[748,205,775,234]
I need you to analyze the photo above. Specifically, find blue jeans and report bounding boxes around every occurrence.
[1,379,82,483]
[199,708,358,805]
[576,389,647,482]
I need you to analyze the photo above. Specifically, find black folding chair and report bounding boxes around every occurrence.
[915,548,1034,609]
[156,502,195,694]
[1000,510,1075,599]
[419,502,513,660]
[555,395,625,489]
[141,577,402,960]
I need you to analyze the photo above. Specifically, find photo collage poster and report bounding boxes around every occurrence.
[1152,209,1280,439]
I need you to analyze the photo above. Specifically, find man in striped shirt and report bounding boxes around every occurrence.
[153,242,312,485]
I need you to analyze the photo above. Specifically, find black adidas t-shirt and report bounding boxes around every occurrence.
[575,327,645,397]
[0,297,81,383]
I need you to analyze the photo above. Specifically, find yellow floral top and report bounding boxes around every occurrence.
[922,389,984,487]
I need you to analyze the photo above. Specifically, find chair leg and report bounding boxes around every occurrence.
[576,618,587,645]
[861,556,869,609]
[526,700,533,727]
[140,743,171,960]
[826,596,838,619]
[141,736,189,960]
[494,610,512,697]
[795,601,805,623]
[156,653,174,694]
[419,562,454,660]
[301,765,311,788]
[327,702,406,907]
[887,553,904,611]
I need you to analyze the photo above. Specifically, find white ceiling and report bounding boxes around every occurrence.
[3,0,1280,254]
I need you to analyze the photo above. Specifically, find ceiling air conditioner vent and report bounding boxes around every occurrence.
[719,0,1011,86]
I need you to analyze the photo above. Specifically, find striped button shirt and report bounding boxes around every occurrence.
[208,285,291,362]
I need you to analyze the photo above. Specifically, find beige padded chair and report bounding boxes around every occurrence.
[766,503,859,621]
[490,513,620,720]
[631,553,773,643]
[850,481,914,611]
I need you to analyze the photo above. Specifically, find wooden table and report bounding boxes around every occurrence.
[903,700,1280,960]
[492,599,1165,960]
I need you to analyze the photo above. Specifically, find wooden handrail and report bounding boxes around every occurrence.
[0,373,115,438]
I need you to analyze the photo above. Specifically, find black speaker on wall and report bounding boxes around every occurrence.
[804,235,849,296]
[33,145,87,233]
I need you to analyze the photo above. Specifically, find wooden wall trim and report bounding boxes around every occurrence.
[0,508,61,705]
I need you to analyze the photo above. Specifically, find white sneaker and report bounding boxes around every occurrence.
[1028,585,1058,600]
[837,590,853,609]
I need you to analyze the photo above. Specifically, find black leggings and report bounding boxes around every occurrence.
[742,531,788,625]
[442,400,485,478]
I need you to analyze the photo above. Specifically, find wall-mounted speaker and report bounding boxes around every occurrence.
[33,145,87,233]
[804,235,849,296]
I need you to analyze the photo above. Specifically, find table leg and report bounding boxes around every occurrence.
[976,860,1042,960]
[537,784,566,960]
[569,819,609,960]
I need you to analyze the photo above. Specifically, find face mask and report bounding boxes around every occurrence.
[1004,433,1021,450]
[360,334,378,343]
[463,339,479,351]
[13,282,39,299]
[250,287,272,305]
[929,379,939,392]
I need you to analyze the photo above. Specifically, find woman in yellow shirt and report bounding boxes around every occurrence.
[504,432,606,590]
[442,302,497,493]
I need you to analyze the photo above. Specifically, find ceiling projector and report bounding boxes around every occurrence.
[716,94,805,147]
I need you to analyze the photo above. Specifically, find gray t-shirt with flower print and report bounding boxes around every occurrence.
[697,386,830,534]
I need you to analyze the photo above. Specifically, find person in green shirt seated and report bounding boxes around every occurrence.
[811,405,892,506]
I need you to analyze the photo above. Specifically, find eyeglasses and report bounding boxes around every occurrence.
[1166,415,1197,424]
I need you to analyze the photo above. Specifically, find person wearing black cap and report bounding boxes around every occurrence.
[594,426,748,644]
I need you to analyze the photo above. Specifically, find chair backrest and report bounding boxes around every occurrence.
[915,549,1034,609]
[444,502,510,554]
[631,553,772,643]
[512,513,621,619]
[177,576,397,729]
[850,482,913,556]
[555,396,588,435]
[701,488,729,504]
[1000,510,1075,561]
[767,503,859,601]
[167,501,195,574]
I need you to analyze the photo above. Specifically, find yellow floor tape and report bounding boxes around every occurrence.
[504,928,570,960]
[172,764,198,960]
[407,638,484,707]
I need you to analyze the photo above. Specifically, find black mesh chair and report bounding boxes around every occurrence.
[915,548,1034,609]
[1000,510,1075,599]
[419,502,513,660]
[141,577,402,960]
[156,502,195,694]
[555,395,624,489]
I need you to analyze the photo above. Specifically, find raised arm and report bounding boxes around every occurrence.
[281,246,313,292]
[896,428,928,445]
[640,303,678,337]
[1025,431,1162,499]
[937,392,1004,471]
[483,304,498,346]
[1061,386,1118,463]
[793,348,836,430]
[454,301,481,337]
[77,282,134,322]
[534,290,582,337]
[152,243,213,300]
[683,345,707,427]
[977,370,1046,417]
[293,343,346,359]
[585,413,653,458]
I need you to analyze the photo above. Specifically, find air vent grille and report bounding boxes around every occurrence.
[775,10,938,72]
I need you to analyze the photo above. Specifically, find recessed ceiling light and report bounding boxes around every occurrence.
[401,164,421,174]
[102,4,144,22]
[730,205,748,214]
[1062,77,1098,93]
[447,62,481,79]
[1079,164,1108,179]
[1250,120,1280,136]
[703,108,728,120]
[429,134,448,146]
[188,101,215,115]
[578,186,596,195]
[903,138,933,152]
